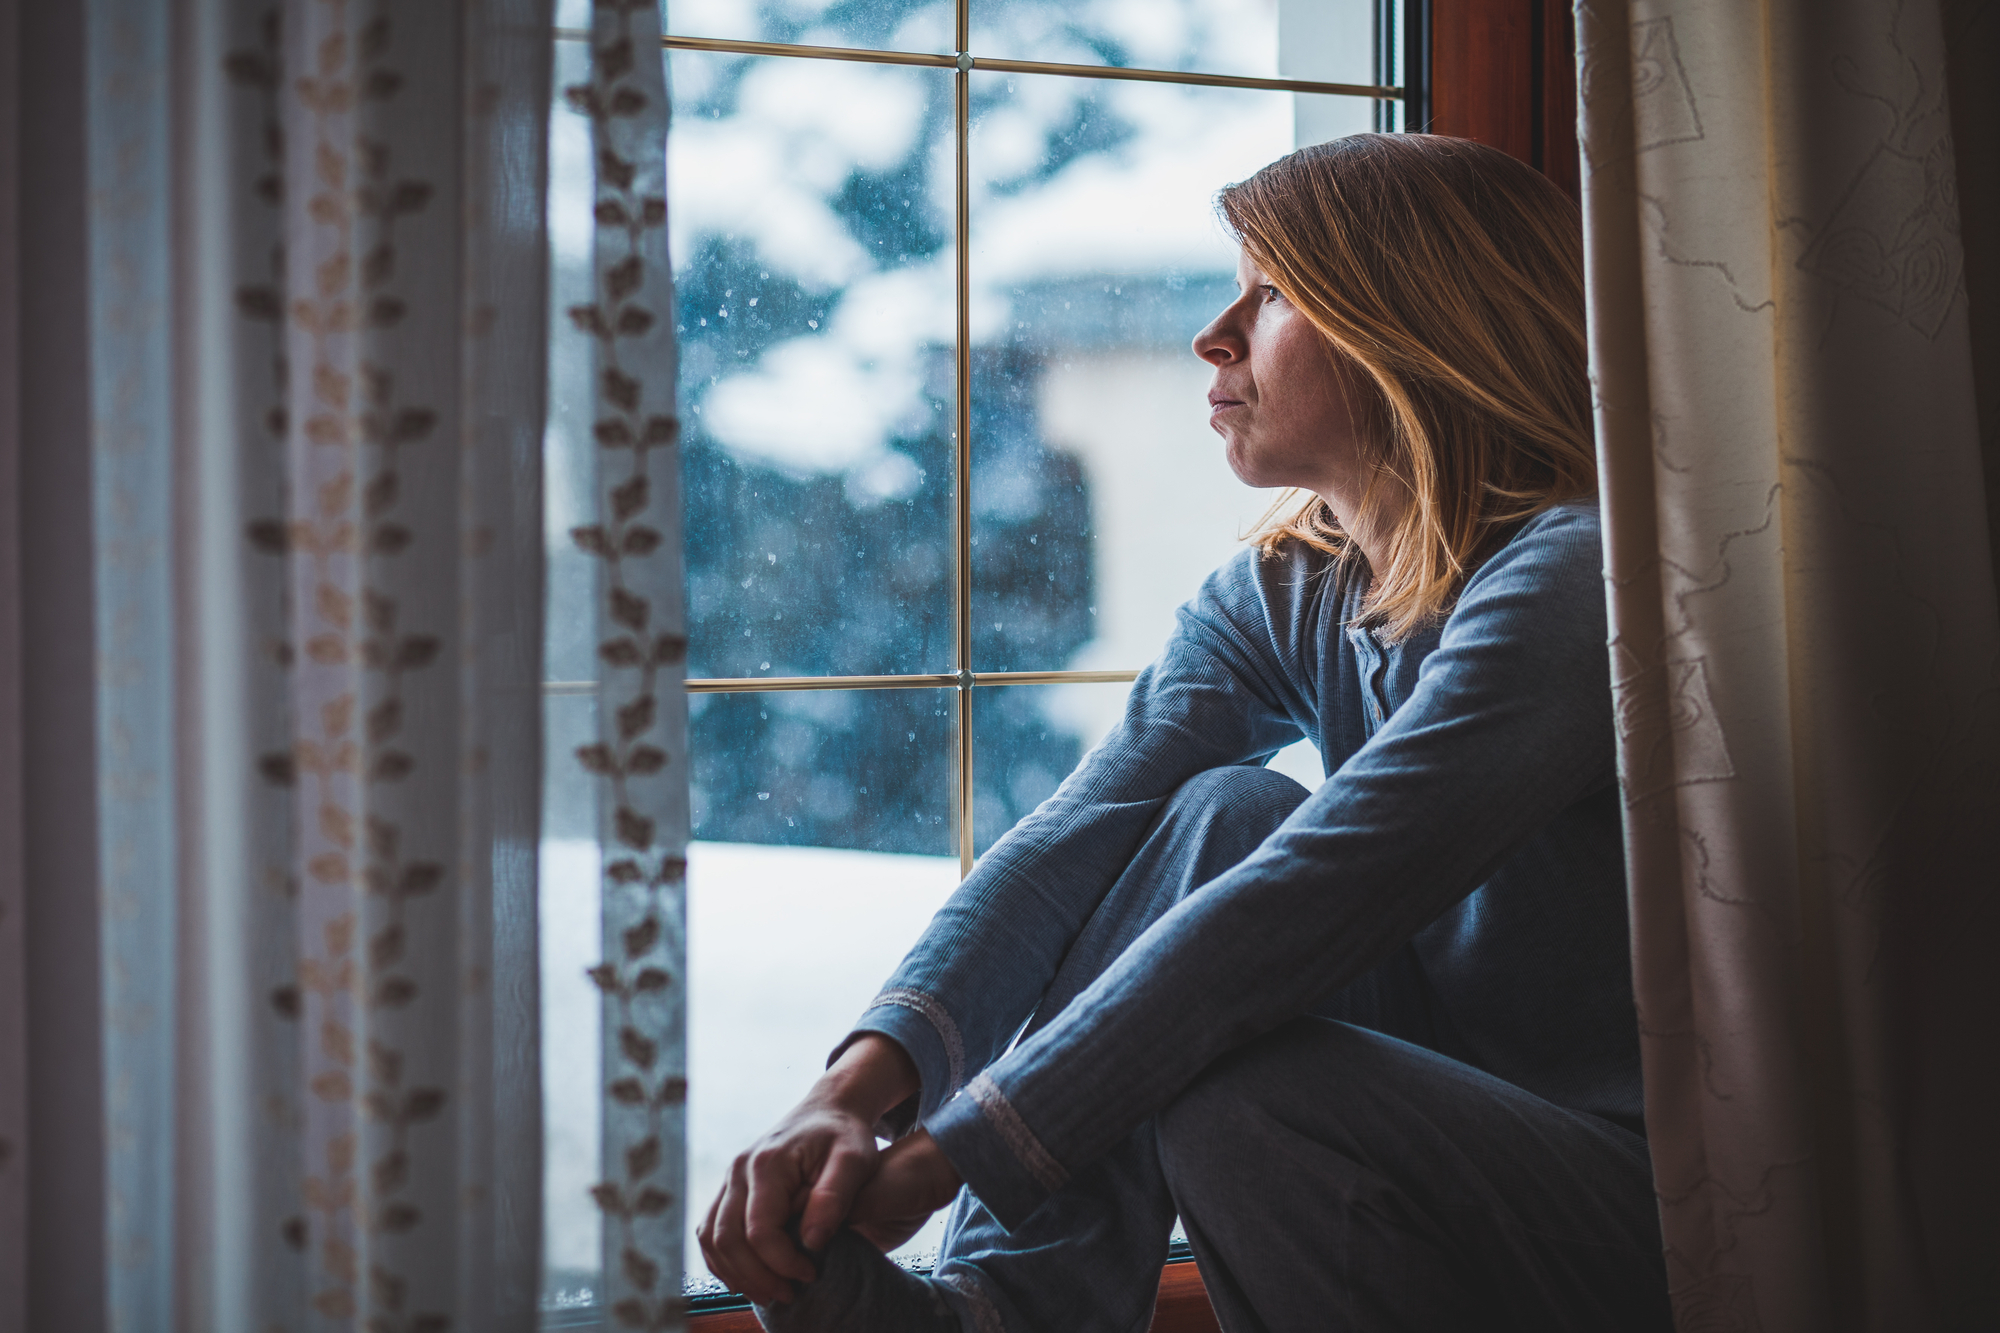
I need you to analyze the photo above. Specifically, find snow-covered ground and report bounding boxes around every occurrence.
[542,838,963,1284]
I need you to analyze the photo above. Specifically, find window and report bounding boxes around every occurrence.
[539,0,1415,1315]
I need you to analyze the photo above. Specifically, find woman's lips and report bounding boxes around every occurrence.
[1207,393,1245,413]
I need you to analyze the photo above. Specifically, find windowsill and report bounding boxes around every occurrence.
[680,1255,1218,1333]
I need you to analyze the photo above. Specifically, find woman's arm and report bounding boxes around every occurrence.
[924,507,1618,1228]
[842,546,1323,1128]
[703,546,1326,1294]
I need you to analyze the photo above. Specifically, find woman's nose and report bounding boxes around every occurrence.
[1193,315,1240,365]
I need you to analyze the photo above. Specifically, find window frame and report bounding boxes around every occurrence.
[621,3,1410,881]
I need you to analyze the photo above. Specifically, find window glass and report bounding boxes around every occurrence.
[970,0,1281,79]
[547,33,601,691]
[684,687,962,1284]
[540,692,604,1307]
[686,837,961,1289]
[689,687,956,852]
[665,0,956,54]
[672,50,958,679]
[970,0,1381,89]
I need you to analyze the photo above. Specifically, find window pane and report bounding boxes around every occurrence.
[686,838,960,1289]
[970,0,1381,87]
[548,34,602,689]
[683,689,962,1286]
[971,0,1282,78]
[971,680,1128,854]
[967,74,1372,673]
[664,0,955,55]
[691,687,957,854]
[540,692,603,1309]
[671,50,957,679]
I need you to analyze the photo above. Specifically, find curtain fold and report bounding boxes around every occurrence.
[4,0,587,1327]
[565,2,691,1323]
[1578,1,2000,1328]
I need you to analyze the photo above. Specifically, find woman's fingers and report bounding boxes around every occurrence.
[798,1145,877,1253]
[705,1153,798,1304]
[744,1146,821,1288]
[852,1129,964,1224]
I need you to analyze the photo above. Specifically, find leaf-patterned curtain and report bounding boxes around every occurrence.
[0,0,685,1328]
[1578,0,2000,1328]
[563,2,690,1327]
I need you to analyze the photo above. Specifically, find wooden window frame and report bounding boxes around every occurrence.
[670,3,1576,1329]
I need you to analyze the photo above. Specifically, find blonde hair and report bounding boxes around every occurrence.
[1218,134,1595,640]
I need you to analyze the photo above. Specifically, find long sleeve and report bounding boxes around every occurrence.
[920,506,1619,1228]
[844,540,1344,1128]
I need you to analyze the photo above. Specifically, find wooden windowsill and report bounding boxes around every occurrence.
[687,1257,1219,1333]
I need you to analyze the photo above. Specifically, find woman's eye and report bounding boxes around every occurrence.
[1259,285,1282,303]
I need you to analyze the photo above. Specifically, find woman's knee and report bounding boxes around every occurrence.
[1147,765,1309,871]
[1165,764,1309,821]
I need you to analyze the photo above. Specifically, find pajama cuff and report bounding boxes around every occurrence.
[926,1071,1068,1232]
[838,989,968,1124]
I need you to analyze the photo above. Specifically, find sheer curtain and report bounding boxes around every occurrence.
[0,1,686,1329]
[1578,0,1999,1328]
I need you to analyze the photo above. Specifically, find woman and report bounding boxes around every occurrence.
[700,134,1672,1333]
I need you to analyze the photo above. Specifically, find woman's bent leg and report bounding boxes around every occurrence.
[1155,1019,1671,1333]
[932,766,1309,1333]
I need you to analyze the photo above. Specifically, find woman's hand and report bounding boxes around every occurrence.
[697,1035,919,1305]
[848,1129,964,1252]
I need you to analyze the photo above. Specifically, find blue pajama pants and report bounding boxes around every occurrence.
[927,766,1672,1333]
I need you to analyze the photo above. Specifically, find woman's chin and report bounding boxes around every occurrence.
[1224,447,1278,491]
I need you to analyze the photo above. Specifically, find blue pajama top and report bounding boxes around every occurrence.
[845,501,1642,1231]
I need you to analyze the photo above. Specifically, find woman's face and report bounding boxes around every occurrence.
[1193,250,1364,498]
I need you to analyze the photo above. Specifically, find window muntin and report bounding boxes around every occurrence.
[542,0,1398,1311]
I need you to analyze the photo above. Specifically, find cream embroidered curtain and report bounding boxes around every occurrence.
[1578,0,1999,1328]
[0,1,688,1328]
